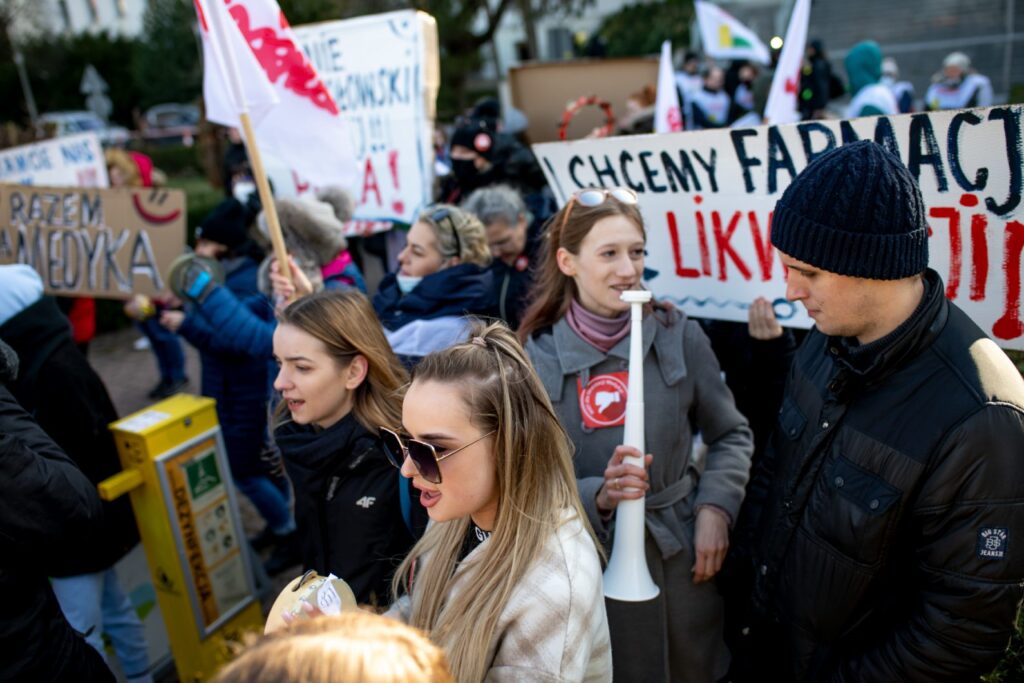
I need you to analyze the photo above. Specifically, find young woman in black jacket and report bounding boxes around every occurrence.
[271,289,413,605]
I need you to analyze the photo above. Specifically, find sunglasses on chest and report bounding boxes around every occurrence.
[380,427,494,485]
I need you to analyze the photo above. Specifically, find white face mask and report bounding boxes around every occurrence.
[396,273,423,294]
[232,180,256,204]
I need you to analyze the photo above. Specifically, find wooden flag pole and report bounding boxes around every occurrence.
[201,0,290,284]
[238,112,291,283]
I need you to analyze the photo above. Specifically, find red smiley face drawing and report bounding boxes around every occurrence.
[132,190,182,225]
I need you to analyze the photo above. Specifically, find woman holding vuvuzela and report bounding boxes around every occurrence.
[520,187,754,682]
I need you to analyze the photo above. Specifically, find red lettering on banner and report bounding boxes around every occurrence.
[993,221,1024,341]
[970,213,989,301]
[748,210,775,281]
[667,211,700,278]
[712,210,753,282]
[930,206,961,299]
[388,150,404,215]
[227,3,339,115]
[292,171,310,194]
[693,196,711,276]
[361,157,382,207]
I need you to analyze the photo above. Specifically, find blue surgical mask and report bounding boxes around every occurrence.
[396,273,423,294]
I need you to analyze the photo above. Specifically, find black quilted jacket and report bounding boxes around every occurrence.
[736,270,1024,682]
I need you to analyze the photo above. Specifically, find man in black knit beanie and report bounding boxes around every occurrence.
[729,140,1024,681]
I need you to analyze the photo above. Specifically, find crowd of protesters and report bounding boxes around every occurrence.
[670,43,994,131]
[1,38,1021,683]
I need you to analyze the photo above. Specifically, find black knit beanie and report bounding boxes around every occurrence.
[196,198,250,250]
[450,117,496,160]
[770,140,928,280]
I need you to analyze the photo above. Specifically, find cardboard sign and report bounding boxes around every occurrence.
[0,133,108,188]
[509,58,659,144]
[534,106,1024,350]
[0,184,186,299]
[262,10,439,235]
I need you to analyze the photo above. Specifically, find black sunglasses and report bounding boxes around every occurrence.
[380,427,494,485]
[430,208,462,259]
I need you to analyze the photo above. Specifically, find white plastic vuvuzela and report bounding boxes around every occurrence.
[603,289,660,602]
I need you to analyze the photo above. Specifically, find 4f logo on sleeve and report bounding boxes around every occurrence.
[977,527,1009,559]
[355,496,376,509]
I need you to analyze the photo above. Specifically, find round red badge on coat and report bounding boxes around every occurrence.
[474,133,492,153]
[514,254,529,272]
[578,372,628,428]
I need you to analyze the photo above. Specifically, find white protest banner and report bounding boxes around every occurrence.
[0,184,186,299]
[0,133,108,188]
[534,106,1024,350]
[264,11,439,235]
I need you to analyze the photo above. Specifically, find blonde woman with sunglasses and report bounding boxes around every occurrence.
[520,187,754,682]
[382,321,611,683]
[372,204,496,364]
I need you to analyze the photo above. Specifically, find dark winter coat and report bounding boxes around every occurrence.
[0,297,138,574]
[179,256,275,479]
[373,263,496,332]
[274,413,413,605]
[735,270,1024,681]
[0,340,113,682]
[488,227,541,331]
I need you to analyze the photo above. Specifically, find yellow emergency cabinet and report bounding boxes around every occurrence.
[101,394,263,682]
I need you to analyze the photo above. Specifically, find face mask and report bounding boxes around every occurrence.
[232,180,256,204]
[396,273,423,294]
[451,159,481,192]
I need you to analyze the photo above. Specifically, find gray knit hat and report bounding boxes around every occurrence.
[770,140,928,280]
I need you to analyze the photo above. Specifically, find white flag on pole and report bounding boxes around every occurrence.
[194,0,357,189]
[655,41,684,134]
[694,1,771,65]
[762,0,811,125]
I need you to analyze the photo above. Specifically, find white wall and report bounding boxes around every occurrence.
[16,0,147,38]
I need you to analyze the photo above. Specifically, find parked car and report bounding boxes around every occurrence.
[36,110,131,147]
[140,103,199,146]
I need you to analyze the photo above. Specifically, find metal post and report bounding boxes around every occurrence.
[1004,0,1015,103]
[5,24,38,126]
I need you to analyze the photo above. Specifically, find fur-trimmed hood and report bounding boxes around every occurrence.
[255,187,355,294]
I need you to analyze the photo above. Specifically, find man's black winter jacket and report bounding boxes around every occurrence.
[737,270,1024,681]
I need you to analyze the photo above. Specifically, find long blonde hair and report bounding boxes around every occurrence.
[392,320,599,683]
[275,289,407,433]
[213,612,454,683]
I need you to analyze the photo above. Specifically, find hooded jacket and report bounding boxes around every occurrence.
[736,270,1024,681]
[0,340,113,682]
[275,413,413,604]
[373,264,496,361]
[844,41,898,118]
[0,297,139,574]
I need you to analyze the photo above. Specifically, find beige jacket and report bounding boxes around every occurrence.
[387,512,611,682]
